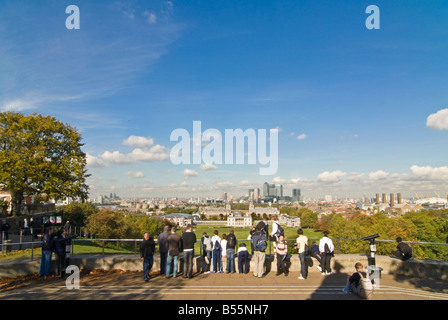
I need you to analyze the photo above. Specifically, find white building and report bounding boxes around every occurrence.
[278,214,301,227]
[227,212,252,227]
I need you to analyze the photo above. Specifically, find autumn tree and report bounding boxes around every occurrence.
[0,111,89,216]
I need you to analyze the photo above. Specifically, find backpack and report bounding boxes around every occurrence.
[256,238,267,252]
[275,222,284,236]
[357,271,374,299]
[304,243,311,256]
[255,233,267,252]
[214,239,222,251]
[227,234,236,248]
[203,236,212,251]
[324,243,332,254]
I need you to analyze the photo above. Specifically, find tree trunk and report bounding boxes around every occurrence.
[11,190,24,216]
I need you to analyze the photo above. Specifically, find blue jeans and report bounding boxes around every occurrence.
[39,249,52,277]
[298,252,307,278]
[205,250,212,272]
[166,253,179,277]
[143,255,154,280]
[159,252,167,274]
[238,251,249,274]
[212,250,222,272]
[226,249,235,273]
[183,250,194,277]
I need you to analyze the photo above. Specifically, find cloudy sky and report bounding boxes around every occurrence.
[1,0,448,200]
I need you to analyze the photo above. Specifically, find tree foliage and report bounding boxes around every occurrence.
[57,202,98,227]
[86,209,168,239]
[0,111,89,215]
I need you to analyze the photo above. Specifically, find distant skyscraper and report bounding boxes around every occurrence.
[292,188,301,201]
[263,182,269,197]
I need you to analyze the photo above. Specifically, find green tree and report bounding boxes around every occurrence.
[300,209,318,228]
[57,202,98,227]
[0,112,89,216]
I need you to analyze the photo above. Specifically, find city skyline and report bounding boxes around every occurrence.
[1,1,448,200]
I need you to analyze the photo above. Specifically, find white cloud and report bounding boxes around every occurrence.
[426,108,448,130]
[143,11,157,24]
[368,170,389,181]
[297,133,307,140]
[408,165,448,180]
[317,170,346,182]
[200,163,218,171]
[183,169,200,179]
[86,137,170,168]
[123,136,154,148]
[347,172,365,182]
[86,153,108,168]
[131,145,170,162]
[127,171,145,179]
[100,150,133,164]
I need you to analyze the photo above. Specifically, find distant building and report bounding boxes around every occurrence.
[385,203,424,216]
[199,204,231,219]
[155,213,193,228]
[227,212,252,227]
[278,214,301,227]
[292,189,302,202]
[249,201,280,216]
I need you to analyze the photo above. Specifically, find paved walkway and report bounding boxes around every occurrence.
[0,269,447,300]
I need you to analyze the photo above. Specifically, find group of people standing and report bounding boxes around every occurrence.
[252,217,335,280]
[140,224,198,281]
[139,219,337,282]
[39,226,77,279]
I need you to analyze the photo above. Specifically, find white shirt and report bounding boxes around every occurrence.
[221,239,227,257]
[211,235,221,250]
[319,236,335,254]
[296,235,308,253]
[271,221,279,236]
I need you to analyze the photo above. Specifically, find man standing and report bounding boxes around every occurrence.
[140,232,156,282]
[1,220,10,240]
[181,224,196,279]
[251,224,267,278]
[211,230,223,273]
[166,228,182,278]
[319,231,335,275]
[157,226,170,275]
[295,228,308,280]
[225,229,237,273]
[39,227,55,278]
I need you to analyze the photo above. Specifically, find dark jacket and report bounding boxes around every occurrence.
[167,233,182,256]
[42,232,56,251]
[157,231,170,254]
[140,238,156,258]
[397,242,412,259]
[182,231,196,250]
[226,233,237,249]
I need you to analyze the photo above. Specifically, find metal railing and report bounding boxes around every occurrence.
[1,237,447,261]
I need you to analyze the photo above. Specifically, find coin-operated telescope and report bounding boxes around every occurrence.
[360,234,382,287]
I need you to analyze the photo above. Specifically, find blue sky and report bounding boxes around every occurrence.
[1,0,448,199]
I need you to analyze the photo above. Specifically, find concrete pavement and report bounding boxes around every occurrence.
[0,268,447,300]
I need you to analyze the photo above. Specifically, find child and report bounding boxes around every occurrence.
[274,234,289,276]
[343,262,366,293]
[237,243,250,274]
[221,234,227,259]
[310,241,322,272]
